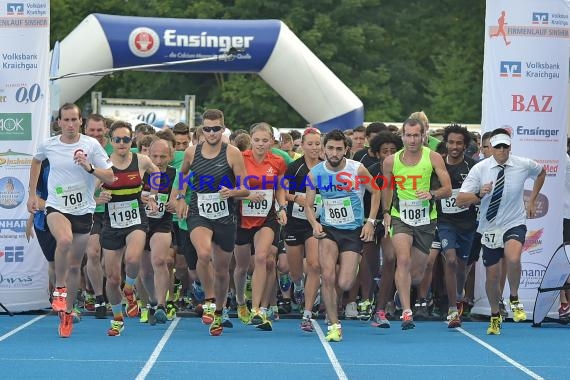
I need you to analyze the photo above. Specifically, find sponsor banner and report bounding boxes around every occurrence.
[0,0,50,312]
[100,104,186,130]
[477,0,569,318]
[94,14,281,73]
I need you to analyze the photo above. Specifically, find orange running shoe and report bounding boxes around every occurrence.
[52,287,67,312]
[58,311,73,338]
[123,287,139,318]
[201,302,215,325]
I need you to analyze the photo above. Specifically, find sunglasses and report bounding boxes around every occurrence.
[112,136,132,144]
[493,143,510,149]
[203,126,223,133]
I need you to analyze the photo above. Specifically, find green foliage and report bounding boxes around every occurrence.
[50,0,485,127]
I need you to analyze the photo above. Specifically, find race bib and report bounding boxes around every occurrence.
[292,192,323,220]
[482,228,505,249]
[142,191,168,219]
[323,197,355,226]
[242,189,273,217]
[55,181,88,212]
[441,189,465,214]
[108,200,141,228]
[399,199,430,226]
[197,192,229,219]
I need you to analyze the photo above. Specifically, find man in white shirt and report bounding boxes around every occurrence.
[27,103,114,338]
[457,128,545,335]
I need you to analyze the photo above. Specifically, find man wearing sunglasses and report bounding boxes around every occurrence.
[27,103,115,338]
[457,128,546,335]
[176,109,249,336]
[99,121,161,337]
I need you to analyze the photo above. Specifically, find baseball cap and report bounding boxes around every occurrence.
[490,133,511,147]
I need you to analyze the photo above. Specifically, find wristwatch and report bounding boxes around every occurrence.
[429,190,436,200]
[148,194,157,202]
[87,164,95,174]
[366,218,377,227]
[175,193,185,201]
[278,204,287,212]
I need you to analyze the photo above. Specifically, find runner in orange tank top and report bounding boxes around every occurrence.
[233,122,287,331]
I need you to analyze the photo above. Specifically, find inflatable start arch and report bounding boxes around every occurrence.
[55,14,364,131]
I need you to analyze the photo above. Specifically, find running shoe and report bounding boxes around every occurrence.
[559,303,570,319]
[510,300,527,322]
[267,306,279,321]
[300,317,314,332]
[209,314,223,336]
[456,301,464,317]
[166,301,177,320]
[250,308,264,325]
[147,307,156,325]
[371,310,391,328]
[357,299,373,320]
[52,287,67,312]
[414,300,429,320]
[385,301,396,318]
[58,311,73,338]
[293,287,304,306]
[95,303,107,319]
[499,298,508,319]
[447,310,461,328]
[123,287,139,318]
[487,315,502,335]
[201,302,215,325]
[221,307,233,328]
[256,312,273,331]
[401,310,415,330]
[277,299,292,314]
[108,319,124,337]
[237,304,250,324]
[325,323,342,342]
[344,302,358,319]
[155,306,167,324]
[139,307,149,323]
[84,293,95,312]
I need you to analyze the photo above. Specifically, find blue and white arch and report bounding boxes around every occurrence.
[54,14,364,131]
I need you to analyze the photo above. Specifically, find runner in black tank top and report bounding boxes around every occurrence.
[175,109,250,337]
[188,142,236,225]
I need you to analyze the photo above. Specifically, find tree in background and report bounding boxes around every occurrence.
[50,0,485,127]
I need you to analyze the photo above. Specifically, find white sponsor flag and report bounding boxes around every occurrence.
[0,0,50,312]
[476,0,569,318]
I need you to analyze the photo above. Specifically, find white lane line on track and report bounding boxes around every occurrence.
[312,320,348,380]
[0,315,47,342]
[455,325,544,380]
[136,317,180,380]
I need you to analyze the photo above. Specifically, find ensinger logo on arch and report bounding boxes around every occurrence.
[128,27,160,58]
[128,25,256,58]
